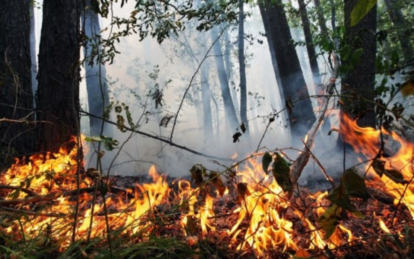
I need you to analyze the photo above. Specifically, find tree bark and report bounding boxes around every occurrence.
[36,0,81,153]
[261,0,316,138]
[298,0,321,86]
[0,0,35,161]
[211,26,240,132]
[82,0,110,136]
[314,0,328,35]
[340,0,377,128]
[238,0,248,135]
[29,0,37,101]
[383,0,414,62]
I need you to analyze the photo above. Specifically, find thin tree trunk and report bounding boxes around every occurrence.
[238,0,248,135]
[29,0,37,101]
[211,26,240,132]
[383,0,414,62]
[0,0,35,161]
[82,0,110,136]
[298,0,321,86]
[262,0,316,138]
[201,56,213,141]
[37,0,81,153]
[314,0,328,35]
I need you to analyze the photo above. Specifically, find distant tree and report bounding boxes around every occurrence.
[314,0,328,36]
[29,0,37,98]
[238,0,248,135]
[82,0,110,136]
[298,0,321,86]
[0,0,35,162]
[36,0,81,153]
[260,0,316,138]
[383,0,414,62]
[211,26,240,132]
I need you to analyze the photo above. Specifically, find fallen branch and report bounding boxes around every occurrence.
[0,206,66,217]
[82,111,233,162]
[0,184,39,196]
[289,53,339,191]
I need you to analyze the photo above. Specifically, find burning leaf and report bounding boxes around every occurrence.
[341,168,370,201]
[262,152,272,174]
[286,97,294,115]
[185,215,197,236]
[190,164,206,187]
[209,171,226,196]
[272,153,292,192]
[372,159,408,184]
[86,168,101,179]
[237,182,250,199]
[240,123,246,133]
[318,204,341,239]
[232,132,242,143]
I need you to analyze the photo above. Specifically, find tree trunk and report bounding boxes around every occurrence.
[82,0,110,136]
[0,0,35,161]
[36,0,81,153]
[200,52,213,141]
[258,2,282,89]
[298,0,321,86]
[383,0,414,62]
[29,0,37,101]
[211,26,240,132]
[314,0,328,35]
[340,0,377,128]
[262,0,316,138]
[238,0,248,135]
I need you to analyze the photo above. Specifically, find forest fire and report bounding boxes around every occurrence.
[1,115,414,258]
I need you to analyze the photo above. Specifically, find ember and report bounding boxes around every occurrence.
[1,115,414,258]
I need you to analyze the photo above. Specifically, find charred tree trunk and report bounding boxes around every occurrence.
[238,0,249,135]
[36,0,81,153]
[82,0,110,136]
[211,26,240,132]
[298,0,321,86]
[383,0,414,62]
[314,0,328,35]
[0,0,35,161]
[340,0,377,129]
[261,0,316,138]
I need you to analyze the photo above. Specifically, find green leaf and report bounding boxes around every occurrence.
[350,0,377,26]
[84,136,103,142]
[318,204,341,239]
[327,183,356,212]
[272,153,292,192]
[262,152,272,174]
[341,168,370,201]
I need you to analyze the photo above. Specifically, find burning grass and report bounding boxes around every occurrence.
[1,115,414,258]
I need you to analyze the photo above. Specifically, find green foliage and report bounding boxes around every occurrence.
[350,0,377,26]
[262,152,272,173]
[318,204,340,239]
